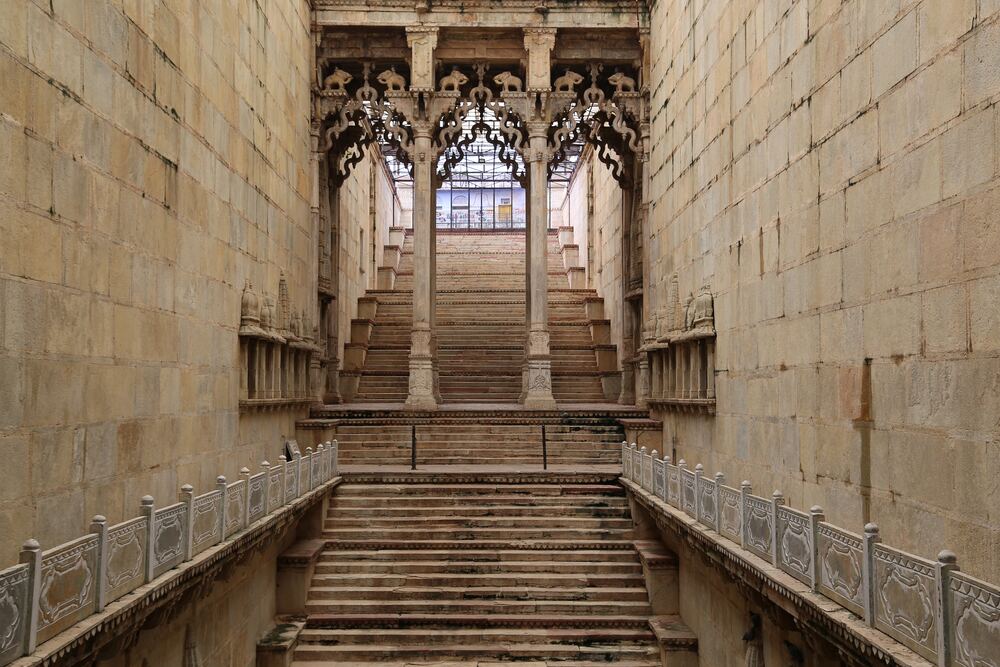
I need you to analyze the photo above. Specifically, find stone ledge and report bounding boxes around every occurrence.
[633,540,677,569]
[10,478,343,667]
[648,615,697,651]
[621,479,933,667]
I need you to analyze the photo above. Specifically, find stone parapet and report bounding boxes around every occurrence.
[0,444,341,667]
[620,443,1000,667]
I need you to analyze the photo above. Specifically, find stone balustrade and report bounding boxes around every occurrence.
[621,442,1000,667]
[0,441,340,666]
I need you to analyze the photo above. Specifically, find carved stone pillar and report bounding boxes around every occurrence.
[521,126,557,409]
[405,124,440,410]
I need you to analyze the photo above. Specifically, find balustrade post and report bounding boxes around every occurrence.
[278,455,288,505]
[19,539,41,654]
[216,477,228,539]
[714,473,725,533]
[332,439,339,476]
[739,481,751,549]
[935,550,958,666]
[241,467,252,528]
[694,464,704,521]
[180,485,195,560]
[260,460,271,512]
[770,490,784,567]
[140,496,155,583]
[89,515,108,613]
[305,448,313,492]
[808,506,825,591]
[862,523,881,626]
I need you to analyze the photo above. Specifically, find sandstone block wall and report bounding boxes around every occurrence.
[0,0,315,562]
[648,0,1000,581]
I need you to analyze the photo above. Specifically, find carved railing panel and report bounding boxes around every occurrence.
[267,463,284,514]
[948,570,1000,667]
[666,463,680,509]
[872,544,940,661]
[284,459,298,505]
[652,458,665,500]
[105,517,147,604]
[36,535,99,643]
[641,451,653,491]
[776,506,812,586]
[742,494,773,562]
[190,491,223,557]
[225,481,246,538]
[815,522,865,616]
[680,468,696,518]
[151,503,188,579]
[0,564,30,663]
[310,454,322,492]
[247,473,267,526]
[697,476,717,529]
[718,485,742,544]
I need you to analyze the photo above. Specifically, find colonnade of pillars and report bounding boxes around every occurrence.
[647,340,716,402]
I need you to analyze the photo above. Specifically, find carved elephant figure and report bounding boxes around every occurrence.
[439,67,469,92]
[323,67,353,93]
[608,71,637,93]
[493,71,523,93]
[377,68,406,91]
[553,70,584,92]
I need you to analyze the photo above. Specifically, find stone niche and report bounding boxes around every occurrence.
[646,276,716,414]
[238,275,321,410]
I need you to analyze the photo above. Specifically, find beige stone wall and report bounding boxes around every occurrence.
[591,153,626,364]
[647,0,1000,580]
[0,0,314,562]
[564,156,592,279]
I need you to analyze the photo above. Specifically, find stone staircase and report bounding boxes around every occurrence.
[330,421,626,467]
[292,479,662,666]
[340,230,618,404]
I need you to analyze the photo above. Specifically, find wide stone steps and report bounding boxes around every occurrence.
[295,478,657,667]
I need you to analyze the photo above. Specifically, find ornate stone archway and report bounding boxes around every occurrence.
[311,22,651,409]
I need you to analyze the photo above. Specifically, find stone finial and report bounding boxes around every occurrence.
[938,550,958,566]
[217,476,227,485]
[772,490,784,504]
[240,280,262,336]
[694,463,704,473]
[21,538,40,552]
[240,467,250,475]
[864,523,880,537]
[715,472,725,485]
[810,505,825,517]
[141,495,154,506]
[651,450,658,459]
[741,480,752,491]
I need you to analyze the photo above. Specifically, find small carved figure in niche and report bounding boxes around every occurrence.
[553,69,584,92]
[683,293,695,330]
[743,613,764,667]
[322,67,353,93]
[493,71,523,93]
[377,67,406,91]
[608,71,637,93]
[439,67,469,92]
[687,288,714,329]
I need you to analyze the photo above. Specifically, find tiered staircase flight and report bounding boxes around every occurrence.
[293,479,662,666]
[341,229,618,404]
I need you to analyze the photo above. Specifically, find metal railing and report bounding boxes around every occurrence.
[621,442,1000,666]
[0,441,340,666]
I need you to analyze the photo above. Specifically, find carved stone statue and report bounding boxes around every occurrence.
[688,288,714,330]
[683,293,694,330]
[322,67,353,93]
[743,614,764,667]
[377,67,406,91]
[493,71,523,93]
[608,71,637,93]
[553,69,584,92]
[439,67,469,92]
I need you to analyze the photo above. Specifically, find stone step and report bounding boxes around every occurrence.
[326,506,628,519]
[303,598,653,616]
[329,495,627,508]
[294,639,657,661]
[316,549,641,564]
[308,584,650,602]
[309,572,646,588]
[314,559,642,575]
[298,627,654,644]
[322,527,634,541]
[323,517,634,530]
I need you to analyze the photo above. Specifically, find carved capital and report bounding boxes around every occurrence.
[406,26,439,92]
[523,27,557,91]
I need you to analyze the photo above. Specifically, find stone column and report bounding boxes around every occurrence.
[520,27,558,410]
[405,123,439,410]
[521,124,557,409]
